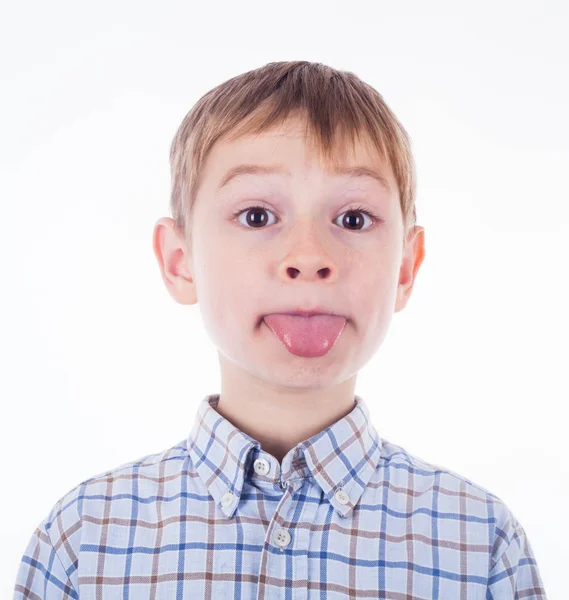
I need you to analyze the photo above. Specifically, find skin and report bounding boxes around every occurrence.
[152,115,425,466]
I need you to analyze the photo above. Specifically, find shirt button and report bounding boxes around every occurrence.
[221,491,235,507]
[273,528,291,548]
[335,489,350,505]
[253,458,271,475]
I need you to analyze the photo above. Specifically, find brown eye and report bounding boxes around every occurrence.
[334,207,377,231]
[233,206,277,228]
[340,210,367,230]
[232,204,380,231]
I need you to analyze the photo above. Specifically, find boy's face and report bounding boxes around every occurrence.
[154,115,424,394]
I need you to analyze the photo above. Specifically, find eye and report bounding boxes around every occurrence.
[232,204,381,231]
[333,205,380,231]
[232,204,278,229]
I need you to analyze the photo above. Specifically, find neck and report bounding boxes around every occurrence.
[215,355,358,466]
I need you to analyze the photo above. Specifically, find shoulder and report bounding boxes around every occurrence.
[74,438,189,503]
[44,438,189,545]
[378,438,517,543]
[15,439,189,596]
[380,438,502,495]
[374,439,546,593]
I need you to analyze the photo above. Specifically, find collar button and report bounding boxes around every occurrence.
[335,489,350,505]
[221,491,235,507]
[253,458,271,476]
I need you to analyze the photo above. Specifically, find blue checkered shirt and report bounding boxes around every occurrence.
[14,393,547,598]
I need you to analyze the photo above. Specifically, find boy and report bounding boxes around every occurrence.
[14,60,547,598]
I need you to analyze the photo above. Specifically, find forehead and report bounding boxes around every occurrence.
[202,114,395,191]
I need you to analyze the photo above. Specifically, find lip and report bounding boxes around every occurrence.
[277,310,336,317]
[259,308,347,326]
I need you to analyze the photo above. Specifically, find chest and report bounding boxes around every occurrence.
[75,479,492,599]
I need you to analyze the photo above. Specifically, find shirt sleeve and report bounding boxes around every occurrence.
[487,511,547,599]
[13,505,80,599]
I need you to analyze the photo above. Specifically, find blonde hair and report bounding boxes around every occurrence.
[169,61,417,249]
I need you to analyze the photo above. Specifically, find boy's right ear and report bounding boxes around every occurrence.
[151,217,198,306]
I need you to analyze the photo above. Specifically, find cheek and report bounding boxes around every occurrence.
[197,241,236,288]
[351,257,400,316]
[192,249,232,325]
[199,251,255,316]
[199,288,226,334]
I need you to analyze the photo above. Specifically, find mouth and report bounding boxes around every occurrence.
[260,307,345,320]
[258,311,343,327]
[261,312,348,357]
[278,310,334,317]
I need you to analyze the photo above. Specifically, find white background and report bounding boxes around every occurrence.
[1,0,567,596]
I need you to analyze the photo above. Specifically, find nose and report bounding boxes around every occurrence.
[286,265,331,279]
[279,243,338,281]
[277,221,339,282]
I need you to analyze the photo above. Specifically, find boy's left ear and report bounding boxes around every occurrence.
[152,217,198,306]
[395,226,425,313]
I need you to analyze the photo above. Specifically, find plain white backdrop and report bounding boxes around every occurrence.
[1,0,567,596]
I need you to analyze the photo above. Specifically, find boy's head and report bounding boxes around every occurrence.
[153,61,425,397]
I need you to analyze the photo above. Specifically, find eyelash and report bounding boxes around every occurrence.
[231,203,382,231]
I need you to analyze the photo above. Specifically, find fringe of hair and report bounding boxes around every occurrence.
[169,61,417,249]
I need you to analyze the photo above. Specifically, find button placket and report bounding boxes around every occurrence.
[273,528,291,549]
[270,479,295,553]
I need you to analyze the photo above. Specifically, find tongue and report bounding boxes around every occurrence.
[263,314,347,357]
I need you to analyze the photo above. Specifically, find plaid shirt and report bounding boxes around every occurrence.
[14,393,547,598]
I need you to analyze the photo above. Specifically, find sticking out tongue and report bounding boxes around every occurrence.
[263,314,347,357]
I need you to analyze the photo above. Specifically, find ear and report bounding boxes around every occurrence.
[394,225,425,313]
[152,217,198,306]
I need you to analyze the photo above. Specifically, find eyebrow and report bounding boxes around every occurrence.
[216,163,391,192]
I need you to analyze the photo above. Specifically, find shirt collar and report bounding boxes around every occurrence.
[187,393,383,519]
